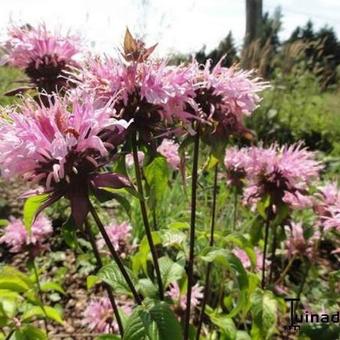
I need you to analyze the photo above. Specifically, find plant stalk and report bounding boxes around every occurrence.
[131,132,164,300]
[261,218,270,289]
[184,131,200,340]
[196,164,218,340]
[89,203,142,304]
[84,220,124,337]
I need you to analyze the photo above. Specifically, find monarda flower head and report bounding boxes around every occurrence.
[78,30,195,143]
[284,222,319,260]
[243,143,322,215]
[0,214,52,253]
[224,146,251,191]
[83,296,133,333]
[314,182,340,231]
[2,23,81,97]
[187,58,268,143]
[0,95,129,227]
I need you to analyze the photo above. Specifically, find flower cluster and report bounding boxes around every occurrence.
[0,96,130,226]
[97,221,132,257]
[224,143,322,214]
[166,282,203,313]
[2,24,81,94]
[284,222,319,260]
[314,182,340,231]
[83,296,133,333]
[188,59,268,142]
[0,215,52,253]
[233,247,269,270]
[157,139,181,170]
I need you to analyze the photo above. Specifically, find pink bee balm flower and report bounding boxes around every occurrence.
[157,139,181,170]
[2,23,81,94]
[83,296,133,334]
[187,58,268,141]
[233,247,269,270]
[166,282,203,312]
[224,147,251,190]
[284,222,319,259]
[0,215,52,253]
[242,143,322,213]
[125,151,145,167]
[0,96,130,227]
[97,222,132,257]
[314,182,340,231]
[78,55,194,140]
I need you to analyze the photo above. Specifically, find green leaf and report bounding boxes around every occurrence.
[96,189,131,217]
[250,289,278,340]
[87,275,101,290]
[61,216,78,249]
[148,302,182,340]
[22,306,63,324]
[96,336,120,340]
[162,229,186,248]
[40,282,65,295]
[235,331,251,340]
[98,262,136,295]
[209,314,236,339]
[159,257,185,288]
[137,279,158,299]
[168,221,190,230]
[201,250,248,317]
[23,194,49,232]
[249,216,264,245]
[256,196,270,220]
[144,156,169,210]
[132,232,161,274]
[13,326,47,340]
[0,219,8,227]
[123,302,182,340]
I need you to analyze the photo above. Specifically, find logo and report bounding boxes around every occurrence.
[284,298,340,333]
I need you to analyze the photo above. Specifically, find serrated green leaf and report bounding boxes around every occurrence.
[123,302,182,340]
[98,262,136,296]
[87,275,101,290]
[137,279,158,299]
[209,315,236,339]
[14,326,47,340]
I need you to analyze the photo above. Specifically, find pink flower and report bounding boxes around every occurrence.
[83,296,133,334]
[0,96,129,227]
[233,247,268,270]
[187,59,268,139]
[284,222,319,259]
[78,55,194,137]
[2,24,81,93]
[0,215,52,253]
[125,151,145,167]
[224,147,250,189]
[97,222,132,256]
[166,282,203,312]
[314,182,340,231]
[242,143,322,211]
[157,139,181,170]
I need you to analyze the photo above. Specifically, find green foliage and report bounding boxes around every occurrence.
[123,301,182,340]
[23,194,49,232]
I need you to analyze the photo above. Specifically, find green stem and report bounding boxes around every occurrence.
[261,218,270,289]
[131,132,164,301]
[184,131,200,340]
[89,203,142,305]
[233,188,238,231]
[84,220,124,337]
[268,225,278,284]
[275,255,296,285]
[196,164,218,340]
[30,254,48,334]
